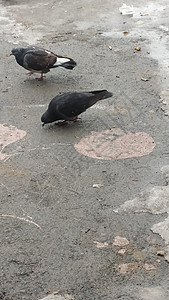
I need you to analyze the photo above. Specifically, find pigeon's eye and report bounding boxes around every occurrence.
[12,49,18,55]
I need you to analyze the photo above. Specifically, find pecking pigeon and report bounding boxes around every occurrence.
[10,46,76,80]
[41,90,113,126]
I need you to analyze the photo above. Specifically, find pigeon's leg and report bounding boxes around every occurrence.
[35,73,45,81]
[55,120,68,126]
[26,71,34,76]
[72,116,82,122]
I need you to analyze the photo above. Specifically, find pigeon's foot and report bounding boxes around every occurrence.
[26,71,34,76]
[72,116,82,122]
[35,73,45,81]
[55,120,68,126]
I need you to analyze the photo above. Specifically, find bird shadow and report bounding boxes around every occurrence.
[23,73,77,87]
[42,120,83,130]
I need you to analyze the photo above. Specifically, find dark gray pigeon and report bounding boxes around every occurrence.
[10,46,76,80]
[41,90,113,126]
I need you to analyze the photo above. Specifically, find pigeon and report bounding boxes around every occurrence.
[41,90,113,126]
[10,46,76,80]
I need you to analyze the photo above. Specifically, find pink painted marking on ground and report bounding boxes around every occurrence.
[113,236,130,247]
[74,129,155,160]
[0,124,26,160]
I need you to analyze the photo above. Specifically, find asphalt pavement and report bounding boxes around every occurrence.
[0,0,169,299]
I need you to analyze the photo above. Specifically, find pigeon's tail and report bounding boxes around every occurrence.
[51,56,76,70]
[60,58,77,70]
[91,90,113,101]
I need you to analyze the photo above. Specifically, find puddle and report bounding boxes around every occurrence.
[0,2,46,45]
[102,2,169,90]
[114,165,169,251]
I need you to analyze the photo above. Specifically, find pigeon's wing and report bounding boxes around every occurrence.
[54,92,96,119]
[23,49,57,71]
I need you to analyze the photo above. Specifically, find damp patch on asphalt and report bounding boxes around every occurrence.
[114,165,169,257]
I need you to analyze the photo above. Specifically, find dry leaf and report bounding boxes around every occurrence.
[123,31,129,35]
[143,263,156,271]
[164,255,169,263]
[113,236,129,247]
[94,241,108,248]
[119,262,138,274]
[157,250,165,256]
[47,291,59,295]
[134,46,141,51]
[141,77,149,81]
[141,13,149,16]
[118,248,126,255]
[153,244,162,248]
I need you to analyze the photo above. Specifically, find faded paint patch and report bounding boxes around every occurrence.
[133,286,169,300]
[74,129,155,160]
[93,241,109,248]
[143,263,156,271]
[152,217,169,244]
[0,124,26,160]
[118,262,139,274]
[39,294,74,300]
[114,186,169,214]
[113,236,130,247]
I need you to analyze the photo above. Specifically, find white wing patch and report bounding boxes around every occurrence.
[45,50,51,54]
[56,57,70,65]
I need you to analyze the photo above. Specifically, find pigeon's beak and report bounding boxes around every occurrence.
[10,53,13,56]
[42,123,45,127]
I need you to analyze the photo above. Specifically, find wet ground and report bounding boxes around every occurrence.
[0,0,169,299]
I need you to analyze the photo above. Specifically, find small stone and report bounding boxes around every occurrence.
[134,46,141,51]
[157,250,165,256]
[141,77,149,81]
[164,255,169,262]
[93,184,104,188]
